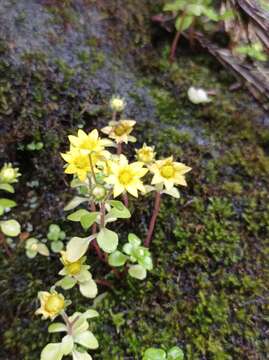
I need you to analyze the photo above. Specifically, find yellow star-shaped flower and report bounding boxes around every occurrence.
[35,291,65,320]
[68,129,112,158]
[101,120,136,144]
[105,155,148,197]
[150,156,191,190]
[135,144,155,164]
[61,147,93,181]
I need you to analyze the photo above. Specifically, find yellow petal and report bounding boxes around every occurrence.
[65,164,76,174]
[126,185,138,197]
[113,183,125,197]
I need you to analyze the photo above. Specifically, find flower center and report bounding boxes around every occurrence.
[139,149,152,163]
[2,168,15,181]
[114,124,128,136]
[45,294,65,314]
[119,170,133,185]
[67,261,82,275]
[74,156,89,169]
[160,164,175,179]
[81,139,98,151]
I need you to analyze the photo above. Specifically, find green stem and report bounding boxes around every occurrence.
[89,153,97,183]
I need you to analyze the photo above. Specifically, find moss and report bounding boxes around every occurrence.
[1,1,269,359]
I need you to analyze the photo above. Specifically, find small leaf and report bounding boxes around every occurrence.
[83,309,99,319]
[163,0,185,12]
[109,200,126,210]
[41,343,63,360]
[72,350,92,360]
[74,331,99,349]
[167,346,184,360]
[97,228,118,253]
[51,241,64,253]
[0,219,21,237]
[67,209,91,222]
[80,212,99,230]
[175,15,193,31]
[128,264,147,280]
[57,276,77,290]
[143,348,166,360]
[108,251,128,267]
[26,249,37,258]
[64,196,89,211]
[66,235,95,262]
[0,198,16,209]
[162,187,180,198]
[0,183,14,193]
[128,233,141,247]
[48,323,67,333]
[61,335,74,355]
[37,243,50,256]
[79,279,98,298]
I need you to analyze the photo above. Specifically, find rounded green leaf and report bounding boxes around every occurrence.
[97,228,118,253]
[64,196,88,211]
[128,264,147,280]
[0,198,16,209]
[74,331,99,349]
[57,276,77,290]
[41,343,63,360]
[1,219,21,237]
[72,350,92,360]
[51,241,64,253]
[48,323,67,333]
[128,233,141,247]
[79,279,98,298]
[67,209,91,222]
[26,249,37,258]
[66,236,94,262]
[167,346,184,360]
[80,212,99,230]
[61,335,74,355]
[37,243,50,256]
[108,251,128,267]
[143,348,166,360]
[0,183,14,193]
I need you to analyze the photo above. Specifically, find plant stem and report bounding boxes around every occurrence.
[96,278,113,289]
[100,202,105,228]
[169,11,188,63]
[90,202,104,261]
[112,111,117,122]
[123,192,128,207]
[89,154,97,183]
[117,142,122,155]
[144,191,161,247]
[61,311,72,335]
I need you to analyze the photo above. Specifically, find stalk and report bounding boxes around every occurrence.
[144,191,161,247]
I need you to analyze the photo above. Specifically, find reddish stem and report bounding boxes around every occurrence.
[123,193,129,207]
[117,142,122,155]
[144,192,161,247]
[0,233,12,257]
[169,30,181,63]
[96,279,113,289]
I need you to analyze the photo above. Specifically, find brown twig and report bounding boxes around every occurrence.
[144,192,161,247]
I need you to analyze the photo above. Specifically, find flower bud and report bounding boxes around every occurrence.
[0,163,21,184]
[92,184,107,201]
[110,96,126,112]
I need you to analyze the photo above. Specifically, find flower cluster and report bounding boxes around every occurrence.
[35,95,191,360]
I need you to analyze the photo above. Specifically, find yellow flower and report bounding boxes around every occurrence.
[110,96,126,112]
[105,155,148,197]
[61,147,93,181]
[68,129,112,158]
[150,156,191,190]
[60,251,84,276]
[101,120,136,144]
[135,144,155,164]
[35,291,65,320]
[0,163,21,184]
